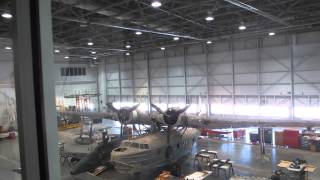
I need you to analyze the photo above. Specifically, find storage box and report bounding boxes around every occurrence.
[275,131,284,146]
[310,144,317,152]
[283,130,300,148]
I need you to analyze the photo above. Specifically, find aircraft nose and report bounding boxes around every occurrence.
[70,150,102,175]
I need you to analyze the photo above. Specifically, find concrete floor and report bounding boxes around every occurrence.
[1,137,320,180]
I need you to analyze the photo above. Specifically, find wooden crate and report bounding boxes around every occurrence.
[275,131,284,146]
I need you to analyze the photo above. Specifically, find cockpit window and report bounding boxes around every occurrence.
[140,144,149,149]
[123,142,131,147]
[130,143,139,148]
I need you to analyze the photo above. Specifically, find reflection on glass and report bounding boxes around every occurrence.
[0,2,21,178]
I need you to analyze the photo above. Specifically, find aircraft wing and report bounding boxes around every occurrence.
[58,110,159,125]
[59,111,115,120]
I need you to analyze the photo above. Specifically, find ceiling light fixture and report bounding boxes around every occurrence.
[126,52,130,56]
[1,13,12,19]
[64,56,69,59]
[93,57,97,60]
[151,1,162,8]
[268,32,276,36]
[91,51,97,54]
[125,44,131,49]
[206,41,212,44]
[80,24,88,27]
[54,49,60,53]
[135,31,142,35]
[173,37,180,41]
[205,16,214,21]
[5,46,12,50]
[161,47,166,50]
[87,41,94,46]
[238,24,246,30]
[205,11,214,21]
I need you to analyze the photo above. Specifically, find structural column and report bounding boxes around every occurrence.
[130,55,136,102]
[230,40,236,115]
[183,47,188,104]
[118,57,122,104]
[205,44,211,116]
[290,35,296,120]
[146,52,152,112]
[165,50,169,108]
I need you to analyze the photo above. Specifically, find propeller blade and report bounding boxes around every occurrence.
[107,103,119,113]
[128,103,140,112]
[177,105,190,114]
[151,103,166,115]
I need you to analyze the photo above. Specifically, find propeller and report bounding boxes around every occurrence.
[107,103,139,124]
[151,104,190,144]
[107,102,139,136]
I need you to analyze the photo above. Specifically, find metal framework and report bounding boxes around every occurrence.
[104,31,320,121]
[2,0,320,61]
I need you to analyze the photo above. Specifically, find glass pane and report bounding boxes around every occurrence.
[0,2,20,179]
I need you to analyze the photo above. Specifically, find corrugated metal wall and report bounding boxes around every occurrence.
[99,31,320,120]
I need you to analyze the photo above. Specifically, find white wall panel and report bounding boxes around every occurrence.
[151,67,167,77]
[121,80,133,87]
[187,86,206,95]
[151,78,167,86]
[187,65,206,76]
[260,72,290,84]
[262,35,288,47]
[187,77,206,86]
[106,72,119,80]
[151,87,167,95]
[209,86,232,95]
[107,88,120,95]
[235,74,257,84]
[208,52,232,63]
[121,88,134,95]
[234,61,258,73]
[134,79,147,87]
[107,80,119,88]
[168,66,184,76]
[233,49,258,62]
[235,86,258,95]
[260,85,291,95]
[209,75,232,85]
[168,77,184,86]
[186,54,206,64]
[168,87,185,95]
[208,63,232,74]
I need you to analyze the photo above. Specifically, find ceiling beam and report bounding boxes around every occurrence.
[224,0,291,26]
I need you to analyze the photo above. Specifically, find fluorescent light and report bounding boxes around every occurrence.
[5,46,12,50]
[161,47,165,50]
[64,56,69,59]
[205,16,214,21]
[125,44,131,49]
[80,24,88,27]
[173,37,180,41]
[135,31,142,35]
[91,51,96,54]
[238,25,246,30]
[126,52,130,56]
[268,32,275,36]
[93,57,97,60]
[54,49,60,53]
[206,41,212,44]
[151,1,162,8]
[87,42,94,46]
[1,13,12,19]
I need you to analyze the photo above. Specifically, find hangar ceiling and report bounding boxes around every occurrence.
[1,0,320,59]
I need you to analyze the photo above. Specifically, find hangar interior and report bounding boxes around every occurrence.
[1,0,320,180]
